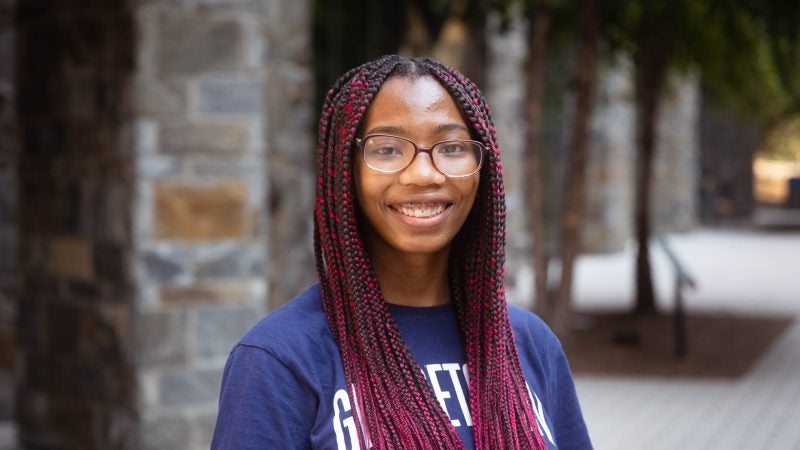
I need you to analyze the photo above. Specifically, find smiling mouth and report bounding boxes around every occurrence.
[391,202,451,218]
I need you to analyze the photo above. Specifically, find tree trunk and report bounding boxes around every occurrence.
[524,1,552,318]
[633,43,670,316]
[554,0,600,334]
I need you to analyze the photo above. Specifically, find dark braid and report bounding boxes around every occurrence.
[314,55,546,449]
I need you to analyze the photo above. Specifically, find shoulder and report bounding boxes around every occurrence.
[237,284,333,356]
[506,304,570,380]
[507,304,560,349]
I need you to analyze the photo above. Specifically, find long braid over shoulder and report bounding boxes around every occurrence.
[314,55,546,450]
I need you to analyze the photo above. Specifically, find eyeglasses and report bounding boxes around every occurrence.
[355,134,485,178]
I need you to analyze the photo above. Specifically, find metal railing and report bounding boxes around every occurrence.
[656,236,697,359]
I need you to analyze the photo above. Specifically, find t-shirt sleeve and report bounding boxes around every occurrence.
[546,341,593,449]
[510,306,593,449]
[211,344,317,450]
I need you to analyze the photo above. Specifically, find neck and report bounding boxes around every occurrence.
[367,241,451,307]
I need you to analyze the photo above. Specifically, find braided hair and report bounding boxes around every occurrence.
[314,55,546,449]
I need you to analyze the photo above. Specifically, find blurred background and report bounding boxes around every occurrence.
[0,0,799,449]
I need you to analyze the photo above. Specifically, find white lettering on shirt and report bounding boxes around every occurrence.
[332,389,359,450]
[527,383,555,445]
[331,364,555,449]
[442,363,472,426]
[425,363,459,426]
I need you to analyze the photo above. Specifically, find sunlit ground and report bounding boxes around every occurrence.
[571,228,800,449]
[754,158,800,205]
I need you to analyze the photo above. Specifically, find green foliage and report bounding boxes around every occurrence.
[759,115,800,161]
[596,0,800,123]
[696,1,798,123]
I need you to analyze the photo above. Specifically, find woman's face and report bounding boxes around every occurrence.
[355,76,480,257]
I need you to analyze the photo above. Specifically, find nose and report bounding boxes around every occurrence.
[398,152,446,186]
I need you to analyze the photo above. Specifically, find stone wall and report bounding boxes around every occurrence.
[652,72,700,233]
[133,1,283,448]
[582,59,636,253]
[584,63,699,251]
[11,0,313,448]
[15,1,138,447]
[0,0,17,424]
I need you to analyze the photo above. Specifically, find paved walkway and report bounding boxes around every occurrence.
[571,227,800,450]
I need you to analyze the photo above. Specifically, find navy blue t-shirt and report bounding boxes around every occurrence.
[211,285,592,449]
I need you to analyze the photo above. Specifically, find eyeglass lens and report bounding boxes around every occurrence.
[362,135,482,177]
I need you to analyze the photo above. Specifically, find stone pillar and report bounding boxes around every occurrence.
[485,13,533,307]
[653,72,700,233]
[0,0,17,425]
[14,1,312,449]
[584,67,699,246]
[15,2,138,447]
[133,1,276,448]
[262,0,315,310]
[582,59,636,253]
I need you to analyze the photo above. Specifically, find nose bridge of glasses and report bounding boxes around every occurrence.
[407,147,441,175]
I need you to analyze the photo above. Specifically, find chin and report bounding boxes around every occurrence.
[390,236,452,256]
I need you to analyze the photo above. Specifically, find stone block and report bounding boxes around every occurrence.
[154,181,248,240]
[94,241,126,282]
[260,0,310,63]
[160,280,256,305]
[193,242,265,278]
[158,14,245,75]
[51,303,129,365]
[159,121,250,157]
[158,368,222,406]
[140,414,191,450]
[133,77,188,116]
[143,250,186,283]
[196,0,261,10]
[195,305,261,358]
[197,79,264,115]
[48,236,94,281]
[188,159,260,178]
[137,155,184,179]
[136,309,188,366]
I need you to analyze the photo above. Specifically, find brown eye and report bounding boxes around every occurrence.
[438,142,468,156]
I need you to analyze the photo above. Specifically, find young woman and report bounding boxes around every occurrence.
[212,55,592,450]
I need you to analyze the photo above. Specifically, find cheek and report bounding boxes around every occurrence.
[460,175,480,207]
[354,163,384,216]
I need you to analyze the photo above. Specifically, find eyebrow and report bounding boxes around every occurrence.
[363,123,470,136]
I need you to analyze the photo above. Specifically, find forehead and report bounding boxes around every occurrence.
[361,76,469,138]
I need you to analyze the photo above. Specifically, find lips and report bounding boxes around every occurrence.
[391,202,451,218]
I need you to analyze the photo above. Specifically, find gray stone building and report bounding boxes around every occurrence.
[0,2,703,449]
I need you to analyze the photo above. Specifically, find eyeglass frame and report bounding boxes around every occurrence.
[354,134,486,178]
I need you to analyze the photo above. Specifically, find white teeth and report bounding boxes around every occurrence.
[394,203,448,218]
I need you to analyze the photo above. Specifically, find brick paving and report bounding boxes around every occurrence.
[572,227,800,450]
